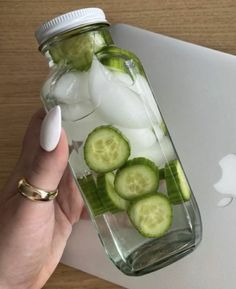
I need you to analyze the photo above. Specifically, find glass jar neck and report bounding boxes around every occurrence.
[40,23,113,70]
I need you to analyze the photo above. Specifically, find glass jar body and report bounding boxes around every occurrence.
[40,24,202,276]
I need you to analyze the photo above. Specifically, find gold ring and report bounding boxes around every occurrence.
[18,178,58,201]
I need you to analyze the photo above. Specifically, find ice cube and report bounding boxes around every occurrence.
[62,110,106,142]
[60,101,95,121]
[131,136,176,167]
[41,69,58,98]
[114,125,156,150]
[89,57,154,128]
[54,71,89,104]
[111,71,134,87]
[131,74,162,124]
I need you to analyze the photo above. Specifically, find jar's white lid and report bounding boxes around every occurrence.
[35,8,109,47]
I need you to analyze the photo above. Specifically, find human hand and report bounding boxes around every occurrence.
[0,107,84,289]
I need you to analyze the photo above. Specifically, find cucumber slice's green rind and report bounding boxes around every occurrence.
[49,33,93,71]
[100,56,131,75]
[49,30,110,71]
[97,172,129,211]
[114,157,159,200]
[84,125,130,173]
[78,175,107,216]
[49,45,65,65]
[159,168,165,180]
[160,121,168,136]
[165,160,191,204]
[97,46,145,76]
[128,193,173,238]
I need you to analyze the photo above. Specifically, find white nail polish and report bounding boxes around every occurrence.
[40,106,61,152]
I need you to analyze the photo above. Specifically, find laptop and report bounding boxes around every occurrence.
[61,24,236,289]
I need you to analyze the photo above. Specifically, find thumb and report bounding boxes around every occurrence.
[25,106,68,192]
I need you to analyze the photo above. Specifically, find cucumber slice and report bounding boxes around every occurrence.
[128,193,173,238]
[97,172,129,211]
[160,121,168,135]
[114,157,159,200]
[78,175,107,216]
[159,168,165,180]
[100,55,131,75]
[49,30,109,71]
[49,45,65,64]
[49,34,93,71]
[97,46,145,76]
[84,125,130,173]
[165,160,191,204]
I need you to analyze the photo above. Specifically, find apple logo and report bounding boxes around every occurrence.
[214,154,236,207]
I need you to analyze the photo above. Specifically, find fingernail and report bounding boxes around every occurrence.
[40,106,61,152]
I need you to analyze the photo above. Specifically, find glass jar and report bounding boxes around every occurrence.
[35,8,202,276]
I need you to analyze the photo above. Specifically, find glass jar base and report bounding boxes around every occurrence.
[116,228,200,276]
